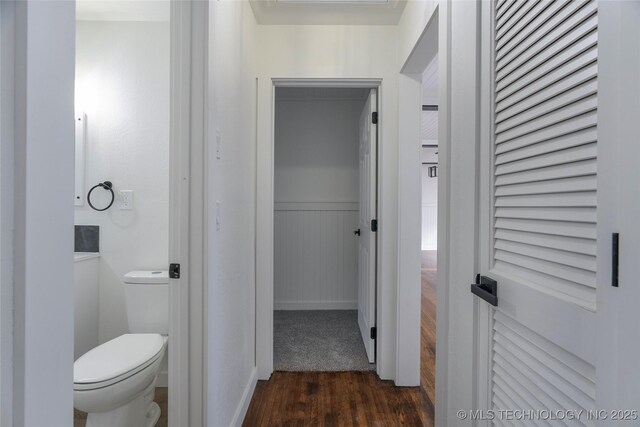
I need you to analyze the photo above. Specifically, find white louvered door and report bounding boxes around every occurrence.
[477,0,600,423]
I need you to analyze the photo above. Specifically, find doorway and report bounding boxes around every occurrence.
[419,55,438,410]
[71,1,207,426]
[73,4,171,425]
[272,86,378,372]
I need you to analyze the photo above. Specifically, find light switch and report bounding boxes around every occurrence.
[120,190,133,210]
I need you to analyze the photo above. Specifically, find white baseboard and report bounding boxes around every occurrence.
[274,301,357,310]
[156,370,168,387]
[230,366,258,427]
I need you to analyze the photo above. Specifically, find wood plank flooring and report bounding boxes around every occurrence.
[243,251,437,426]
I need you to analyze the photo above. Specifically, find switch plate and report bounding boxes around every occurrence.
[216,201,221,230]
[216,129,222,160]
[120,190,133,210]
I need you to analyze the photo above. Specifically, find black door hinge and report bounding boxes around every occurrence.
[372,112,378,124]
[371,219,378,232]
[169,263,181,279]
[612,233,619,287]
[370,327,377,340]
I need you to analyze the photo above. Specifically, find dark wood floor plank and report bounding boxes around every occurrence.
[243,251,437,426]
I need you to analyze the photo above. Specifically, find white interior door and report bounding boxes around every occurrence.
[476,0,602,420]
[357,89,377,363]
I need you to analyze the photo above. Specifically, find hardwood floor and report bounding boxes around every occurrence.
[420,250,437,407]
[243,371,432,426]
[243,251,437,426]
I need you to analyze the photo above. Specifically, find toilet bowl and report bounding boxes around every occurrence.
[74,270,169,427]
[74,334,167,427]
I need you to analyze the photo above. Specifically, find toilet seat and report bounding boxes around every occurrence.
[74,334,165,391]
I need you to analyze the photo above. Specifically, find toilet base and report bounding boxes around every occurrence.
[146,402,161,427]
[85,382,160,427]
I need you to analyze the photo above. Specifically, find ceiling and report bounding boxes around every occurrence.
[249,0,407,25]
[422,55,438,105]
[76,0,170,22]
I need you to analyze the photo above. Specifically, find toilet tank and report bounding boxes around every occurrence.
[123,270,169,334]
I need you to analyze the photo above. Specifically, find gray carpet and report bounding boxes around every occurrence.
[274,310,375,372]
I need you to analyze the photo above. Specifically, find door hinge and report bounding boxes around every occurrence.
[371,219,378,232]
[169,263,181,279]
[370,327,377,340]
[612,233,619,287]
[372,112,378,124]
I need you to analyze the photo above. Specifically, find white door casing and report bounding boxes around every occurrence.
[357,89,378,363]
[169,0,208,424]
[477,0,600,422]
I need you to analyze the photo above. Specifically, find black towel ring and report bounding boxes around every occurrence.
[87,181,115,211]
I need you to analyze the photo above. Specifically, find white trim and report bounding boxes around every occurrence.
[443,2,482,424]
[398,1,485,422]
[274,301,357,310]
[476,0,494,421]
[595,0,640,409]
[169,0,208,425]
[230,367,258,427]
[0,2,15,424]
[271,78,383,88]
[257,78,383,381]
[397,0,441,393]
[396,73,422,386]
[434,4,451,422]
[6,2,76,424]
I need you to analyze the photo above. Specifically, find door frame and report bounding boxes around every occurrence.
[169,0,208,425]
[476,0,494,417]
[256,78,383,379]
[398,1,483,423]
[0,1,208,424]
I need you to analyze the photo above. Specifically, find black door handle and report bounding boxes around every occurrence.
[470,274,498,306]
[354,229,361,236]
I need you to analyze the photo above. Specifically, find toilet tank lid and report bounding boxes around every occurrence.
[123,270,169,284]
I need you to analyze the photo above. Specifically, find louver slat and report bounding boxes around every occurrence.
[496,0,595,70]
[496,128,597,165]
[492,312,596,426]
[493,0,598,306]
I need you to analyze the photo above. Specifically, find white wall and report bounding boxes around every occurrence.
[274,98,361,309]
[207,2,259,425]
[73,256,99,360]
[255,24,401,381]
[275,98,361,203]
[398,0,439,67]
[74,21,170,345]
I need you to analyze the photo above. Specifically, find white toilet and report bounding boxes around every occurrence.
[74,270,169,427]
